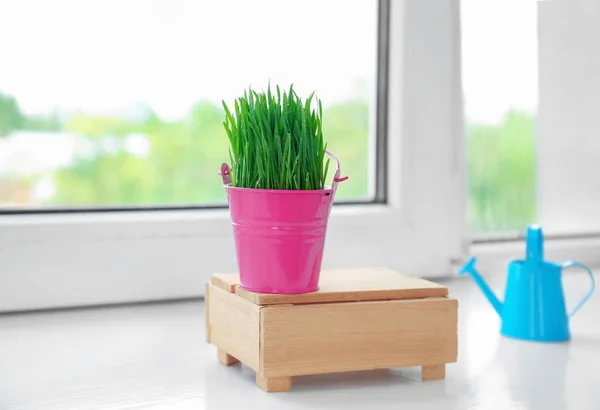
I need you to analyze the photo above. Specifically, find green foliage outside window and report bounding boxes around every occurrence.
[0,90,535,234]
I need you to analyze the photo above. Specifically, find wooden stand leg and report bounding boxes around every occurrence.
[217,349,239,366]
[256,374,292,392]
[422,364,446,381]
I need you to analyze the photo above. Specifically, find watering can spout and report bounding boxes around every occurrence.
[459,257,503,316]
[526,224,544,262]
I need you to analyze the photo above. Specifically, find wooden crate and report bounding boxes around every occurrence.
[205,268,458,392]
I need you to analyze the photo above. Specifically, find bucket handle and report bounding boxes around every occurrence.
[219,163,232,186]
[326,149,348,195]
[218,149,348,190]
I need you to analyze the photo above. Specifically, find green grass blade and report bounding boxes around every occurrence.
[221,84,329,191]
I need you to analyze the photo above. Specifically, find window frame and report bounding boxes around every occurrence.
[465,0,600,276]
[0,0,469,312]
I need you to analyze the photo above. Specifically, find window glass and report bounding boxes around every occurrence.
[0,0,378,209]
[461,1,538,234]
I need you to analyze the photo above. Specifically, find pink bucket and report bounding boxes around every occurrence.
[219,150,348,294]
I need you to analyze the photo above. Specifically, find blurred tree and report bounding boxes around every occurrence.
[467,110,536,232]
[47,99,370,206]
[49,102,230,205]
[24,110,62,131]
[143,101,229,204]
[50,113,158,205]
[322,99,370,200]
[1,87,537,234]
[65,114,139,139]
[0,91,63,134]
[0,92,25,137]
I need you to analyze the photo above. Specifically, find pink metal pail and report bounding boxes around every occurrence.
[219,150,348,294]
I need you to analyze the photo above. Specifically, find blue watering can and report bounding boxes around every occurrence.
[459,224,596,342]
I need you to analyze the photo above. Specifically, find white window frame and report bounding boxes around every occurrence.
[466,0,600,277]
[9,0,599,313]
[0,0,467,312]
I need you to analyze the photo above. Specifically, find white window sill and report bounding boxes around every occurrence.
[1,272,598,409]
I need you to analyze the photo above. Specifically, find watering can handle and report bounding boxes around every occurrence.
[561,260,596,318]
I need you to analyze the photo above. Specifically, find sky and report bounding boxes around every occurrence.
[0,0,538,124]
[0,0,378,120]
[460,0,538,123]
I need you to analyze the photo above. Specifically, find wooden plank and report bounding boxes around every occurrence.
[206,284,260,371]
[210,273,240,293]
[236,268,448,305]
[260,297,457,377]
